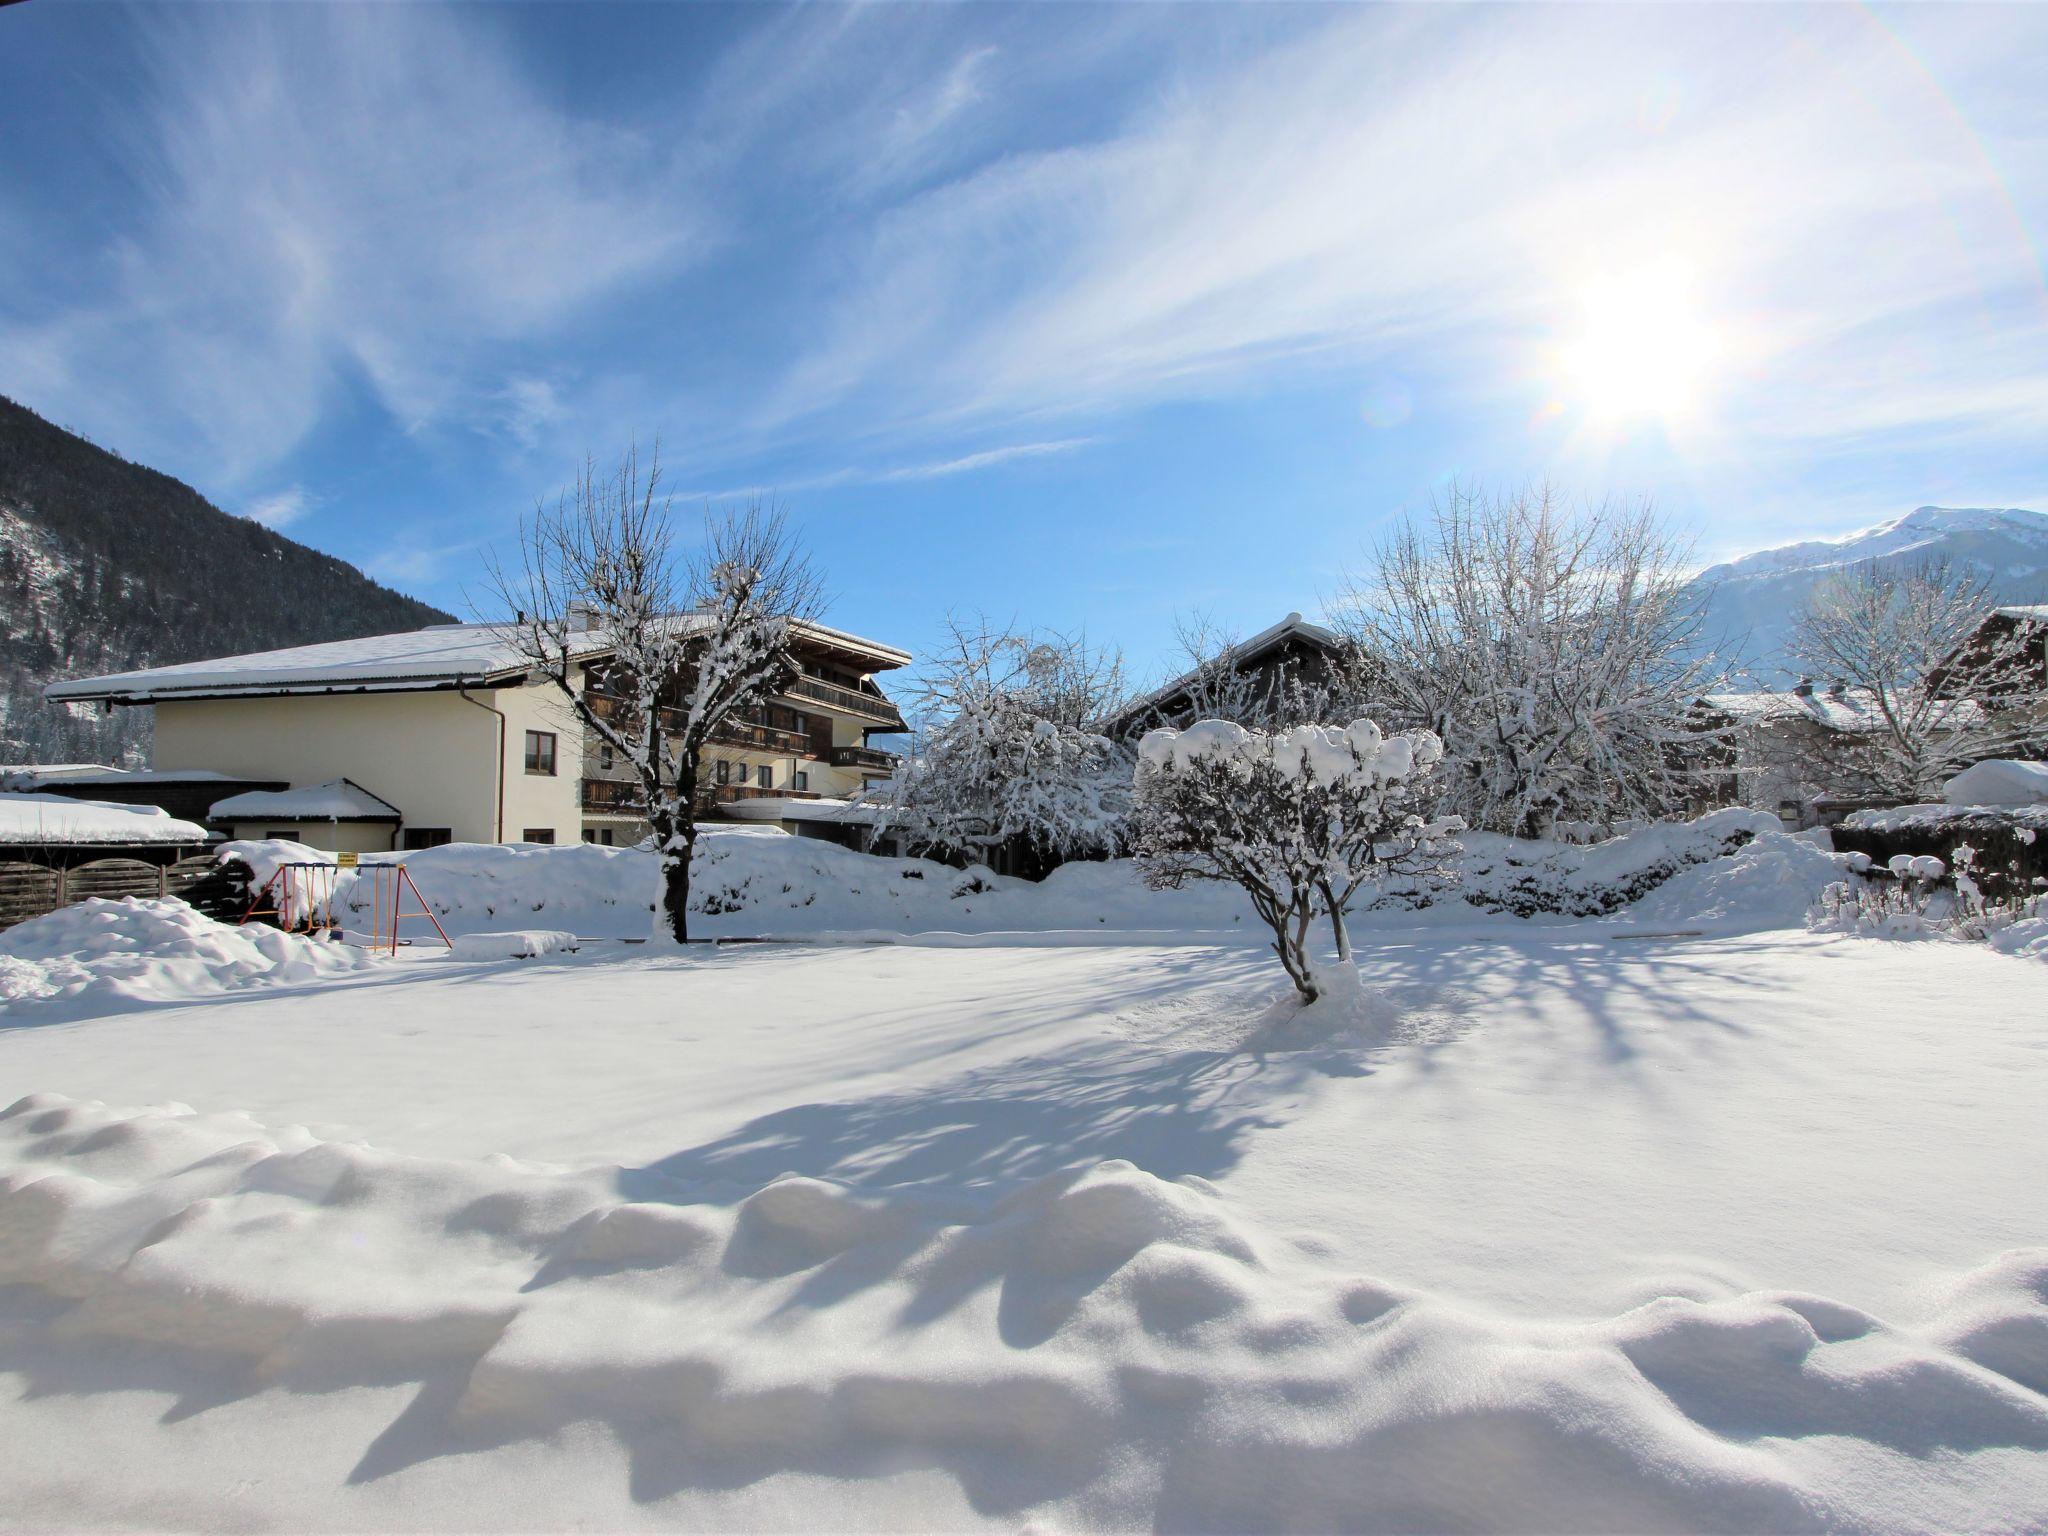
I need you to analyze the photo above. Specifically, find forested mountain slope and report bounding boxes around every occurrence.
[0,394,454,765]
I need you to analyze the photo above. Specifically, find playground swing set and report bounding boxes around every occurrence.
[240,855,452,955]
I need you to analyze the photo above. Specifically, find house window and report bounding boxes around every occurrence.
[582,828,597,844]
[715,759,730,785]
[522,828,556,845]
[757,764,773,789]
[265,829,297,842]
[403,827,452,850]
[524,730,557,775]
[794,770,809,791]
[598,743,614,770]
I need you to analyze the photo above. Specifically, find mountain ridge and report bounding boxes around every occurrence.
[1688,504,2048,682]
[0,393,455,766]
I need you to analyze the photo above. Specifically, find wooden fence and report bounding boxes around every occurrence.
[0,853,225,931]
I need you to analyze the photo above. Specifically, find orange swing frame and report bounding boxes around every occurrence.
[241,860,451,955]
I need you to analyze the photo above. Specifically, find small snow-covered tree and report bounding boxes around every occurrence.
[1134,718,1460,1003]
[1788,559,2039,798]
[877,619,1132,869]
[488,446,821,943]
[1337,484,1723,839]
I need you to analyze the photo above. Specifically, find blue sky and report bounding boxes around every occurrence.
[4,3,2046,684]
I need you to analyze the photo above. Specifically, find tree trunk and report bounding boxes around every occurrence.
[661,844,691,944]
[648,798,693,945]
[1318,878,1353,962]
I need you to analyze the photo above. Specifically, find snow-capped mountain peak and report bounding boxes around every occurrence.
[1689,505,2048,679]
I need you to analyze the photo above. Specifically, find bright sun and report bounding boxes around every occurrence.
[1559,264,1719,424]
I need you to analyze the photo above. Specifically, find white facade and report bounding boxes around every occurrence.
[52,623,910,853]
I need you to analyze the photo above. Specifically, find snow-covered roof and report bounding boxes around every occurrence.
[0,793,210,845]
[46,616,911,705]
[1994,604,2048,623]
[210,778,401,824]
[1700,686,1983,734]
[1,767,247,790]
[0,763,121,782]
[1121,612,1342,722]
[1943,759,2048,807]
[717,796,880,825]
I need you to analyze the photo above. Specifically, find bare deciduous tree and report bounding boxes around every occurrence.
[875,618,1133,870]
[1788,559,2039,798]
[1337,484,1724,839]
[487,445,821,943]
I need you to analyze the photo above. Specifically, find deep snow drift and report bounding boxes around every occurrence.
[0,896,374,1010]
[2,819,2044,1530]
[218,806,1827,945]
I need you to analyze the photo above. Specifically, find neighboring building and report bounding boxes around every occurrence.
[1113,612,1346,736]
[44,619,910,852]
[1693,681,1986,826]
[209,778,403,852]
[1,766,284,826]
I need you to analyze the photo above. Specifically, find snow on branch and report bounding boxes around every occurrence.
[1134,716,1461,1002]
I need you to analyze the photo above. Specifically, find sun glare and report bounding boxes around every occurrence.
[1559,264,1719,424]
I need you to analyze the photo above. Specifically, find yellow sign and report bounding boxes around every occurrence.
[336,851,360,868]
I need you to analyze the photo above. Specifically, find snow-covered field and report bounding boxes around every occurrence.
[1,826,2043,1531]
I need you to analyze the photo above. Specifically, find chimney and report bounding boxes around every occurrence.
[567,599,599,632]
[1790,677,1814,698]
[1826,679,1847,698]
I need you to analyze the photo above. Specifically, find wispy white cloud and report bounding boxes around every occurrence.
[876,436,1093,482]
[243,486,314,531]
[761,7,2048,465]
[677,435,1096,501]
[1,7,705,487]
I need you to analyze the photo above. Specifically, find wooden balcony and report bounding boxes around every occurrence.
[581,777,645,814]
[780,674,906,729]
[829,744,901,773]
[710,784,821,805]
[708,718,812,755]
[583,778,825,814]
[586,693,812,756]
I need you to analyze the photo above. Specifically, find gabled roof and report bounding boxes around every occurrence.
[1700,686,1984,733]
[45,616,911,705]
[209,778,401,824]
[1118,612,1342,725]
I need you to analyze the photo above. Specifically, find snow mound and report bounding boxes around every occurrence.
[2,1091,2039,1529]
[1946,758,2048,807]
[1988,910,2048,963]
[219,810,1843,946]
[449,930,580,961]
[0,898,376,1011]
[1630,828,1849,931]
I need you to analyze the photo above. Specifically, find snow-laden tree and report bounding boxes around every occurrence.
[488,446,821,943]
[1788,558,2040,798]
[876,620,1133,869]
[1133,717,1461,1002]
[1337,484,1724,839]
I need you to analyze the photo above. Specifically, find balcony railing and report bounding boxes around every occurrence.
[781,674,906,727]
[587,693,814,756]
[709,718,813,755]
[829,744,901,773]
[583,778,825,814]
[581,778,645,813]
[710,784,821,805]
